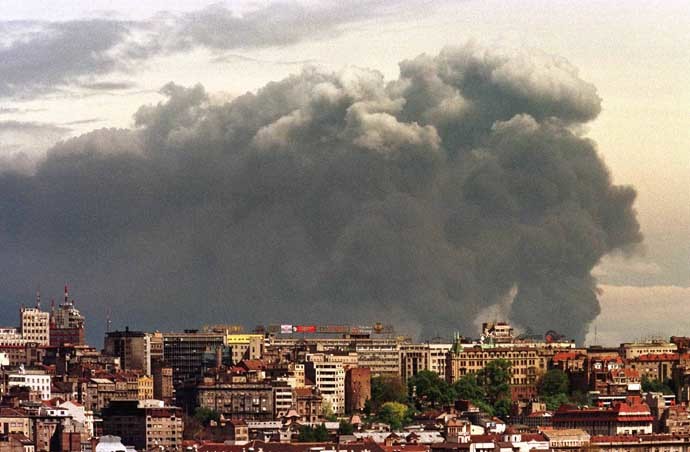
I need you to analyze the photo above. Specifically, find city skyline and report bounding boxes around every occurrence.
[0,1,688,347]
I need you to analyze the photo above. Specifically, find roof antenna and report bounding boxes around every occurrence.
[36,287,41,310]
[106,307,112,332]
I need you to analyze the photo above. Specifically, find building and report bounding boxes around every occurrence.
[400,343,452,382]
[101,400,183,451]
[103,329,151,374]
[49,286,85,347]
[446,345,548,401]
[304,358,345,415]
[152,362,174,404]
[345,367,370,413]
[552,396,654,436]
[162,330,226,386]
[180,375,275,421]
[224,334,264,364]
[20,305,49,347]
[621,341,678,360]
[293,387,322,423]
[0,408,31,437]
[7,369,51,400]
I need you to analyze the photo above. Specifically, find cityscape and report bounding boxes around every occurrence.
[1,1,688,452]
[0,290,689,451]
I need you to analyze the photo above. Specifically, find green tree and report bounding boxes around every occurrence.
[641,376,674,394]
[542,393,570,410]
[338,420,354,435]
[193,407,220,426]
[408,370,456,408]
[313,423,330,441]
[297,425,315,442]
[371,376,407,410]
[377,401,411,430]
[297,424,330,442]
[321,400,338,421]
[538,369,570,397]
[453,373,486,402]
[477,359,512,406]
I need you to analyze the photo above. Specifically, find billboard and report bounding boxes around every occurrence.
[295,325,316,333]
[280,324,294,334]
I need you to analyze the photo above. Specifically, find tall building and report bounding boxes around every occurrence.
[304,358,345,415]
[162,330,226,386]
[50,286,85,347]
[103,329,151,374]
[400,342,452,382]
[101,400,183,451]
[20,296,50,346]
[345,367,371,413]
[446,344,548,401]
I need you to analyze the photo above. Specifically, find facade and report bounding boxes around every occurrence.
[191,378,274,421]
[446,345,547,401]
[152,363,174,404]
[20,307,49,347]
[621,341,678,360]
[304,359,345,415]
[400,343,452,382]
[345,367,371,413]
[224,334,264,364]
[293,387,322,423]
[161,331,226,386]
[101,400,183,451]
[49,286,85,347]
[103,329,150,374]
[7,370,51,400]
[552,397,654,436]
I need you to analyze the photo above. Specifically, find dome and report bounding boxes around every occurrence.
[95,435,127,452]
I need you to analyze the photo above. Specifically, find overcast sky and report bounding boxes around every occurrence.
[1,0,688,345]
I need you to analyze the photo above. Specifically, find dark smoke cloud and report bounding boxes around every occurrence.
[0,45,641,342]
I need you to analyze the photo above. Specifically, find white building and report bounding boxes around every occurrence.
[20,307,50,346]
[8,368,51,400]
[60,400,95,438]
[0,328,26,346]
[304,358,345,415]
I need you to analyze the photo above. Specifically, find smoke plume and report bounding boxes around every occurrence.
[0,45,641,342]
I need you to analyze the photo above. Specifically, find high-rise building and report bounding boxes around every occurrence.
[304,358,345,415]
[20,299,50,346]
[103,329,151,374]
[50,286,86,346]
[162,330,227,386]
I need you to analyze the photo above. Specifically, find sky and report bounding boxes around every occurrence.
[0,0,687,346]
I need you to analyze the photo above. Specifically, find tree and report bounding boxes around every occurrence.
[408,370,456,408]
[297,424,330,442]
[477,359,512,406]
[370,376,407,410]
[538,369,569,397]
[538,369,571,410]
[377,401,411,430]
[321,400,338,421]
[641,376,674,394]
[338,420,354,435]
[193,407,220,426]
[453,373,486,402]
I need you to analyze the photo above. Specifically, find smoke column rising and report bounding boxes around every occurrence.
[0,44,641,342]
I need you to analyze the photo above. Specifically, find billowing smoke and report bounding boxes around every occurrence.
[0,44,641,342]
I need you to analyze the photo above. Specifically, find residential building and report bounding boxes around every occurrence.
[101,400,182,451]
[20,307,49,347]
[161,330,226,386]
[7,369,51,400]
[304,358,345,415]
[103,329,150,374]
[345,367,370,413]
[49,286,85,347]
